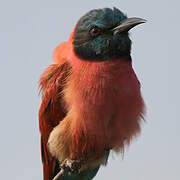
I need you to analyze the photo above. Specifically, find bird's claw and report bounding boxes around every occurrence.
[60,159,82,175]
[53,159,83,180]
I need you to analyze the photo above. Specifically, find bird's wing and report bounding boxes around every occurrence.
[39,60,71,180]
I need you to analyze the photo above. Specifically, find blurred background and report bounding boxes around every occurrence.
[0,0,179,179]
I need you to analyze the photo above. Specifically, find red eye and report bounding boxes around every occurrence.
[90,27,100,37]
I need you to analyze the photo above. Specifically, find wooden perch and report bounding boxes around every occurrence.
[53,168,66,180]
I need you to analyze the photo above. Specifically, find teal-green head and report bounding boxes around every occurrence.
[73,7,146,61]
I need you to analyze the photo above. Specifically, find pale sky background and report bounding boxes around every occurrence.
[0,0,180,179]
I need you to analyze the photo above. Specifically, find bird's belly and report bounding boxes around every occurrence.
[84,80,143,149]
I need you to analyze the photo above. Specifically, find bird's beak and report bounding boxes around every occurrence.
[112,17,146,35]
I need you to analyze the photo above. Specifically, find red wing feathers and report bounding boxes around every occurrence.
[39,62,71,180]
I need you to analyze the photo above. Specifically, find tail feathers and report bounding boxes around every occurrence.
[43,162,53,180]
[43,160,60,180]
[41,136,60,180]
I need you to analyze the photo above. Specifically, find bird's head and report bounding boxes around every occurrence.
[73,7,146,61]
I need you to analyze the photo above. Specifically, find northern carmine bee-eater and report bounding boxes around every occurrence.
[39,7,146,180]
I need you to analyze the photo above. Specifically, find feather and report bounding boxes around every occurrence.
[39,60,71,180]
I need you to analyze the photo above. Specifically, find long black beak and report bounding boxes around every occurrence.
[112,17,146,35]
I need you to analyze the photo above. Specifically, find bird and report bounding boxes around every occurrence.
[39,7,146,180]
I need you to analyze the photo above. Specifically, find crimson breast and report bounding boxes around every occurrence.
[64,56,144,156]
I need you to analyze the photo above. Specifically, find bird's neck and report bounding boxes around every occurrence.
[69,50,132,74]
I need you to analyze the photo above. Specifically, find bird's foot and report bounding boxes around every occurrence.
[60,159,82,174]
[52,159,82,180]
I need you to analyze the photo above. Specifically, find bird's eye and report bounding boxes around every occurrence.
[90,26,101,37]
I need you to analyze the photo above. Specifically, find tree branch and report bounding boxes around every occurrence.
[53,169,66,180]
